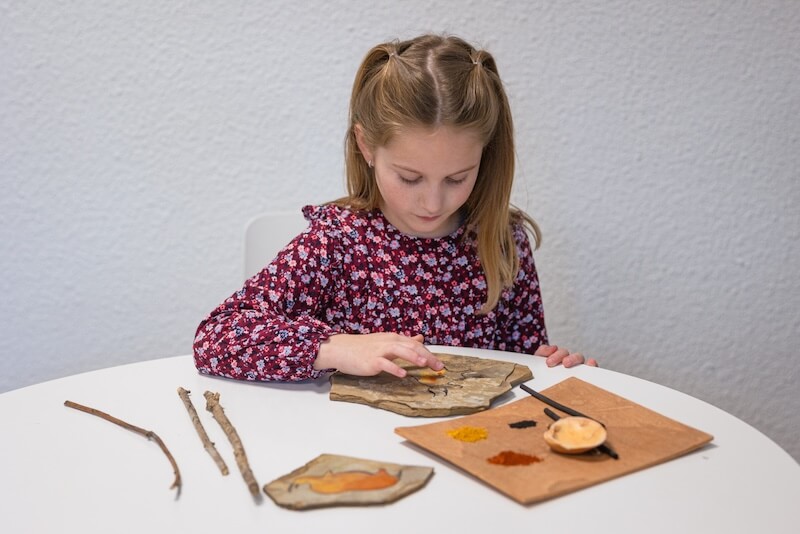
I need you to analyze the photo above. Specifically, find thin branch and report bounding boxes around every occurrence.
[203,391,260,499]
[64,400,182,495]
[177,387,229,475]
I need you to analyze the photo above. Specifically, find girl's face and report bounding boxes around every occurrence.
[362,125,483,238]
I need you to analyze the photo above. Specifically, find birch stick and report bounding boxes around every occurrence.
[203,391,260,499]
[177,387,229,475]
[64,400,182,495]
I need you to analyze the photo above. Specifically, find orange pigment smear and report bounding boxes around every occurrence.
[414,368,447,385]
[293,468,399,494]
[487,450,542,466]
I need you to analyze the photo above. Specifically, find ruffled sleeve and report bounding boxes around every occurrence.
[193,205,342,381]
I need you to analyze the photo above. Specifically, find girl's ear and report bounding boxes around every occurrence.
[354,124,374,166]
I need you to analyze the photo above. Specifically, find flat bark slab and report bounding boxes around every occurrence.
[263,454,433,509]
[330,353,533,417]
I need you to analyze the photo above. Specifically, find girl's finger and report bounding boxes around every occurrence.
[535,344,557,357]
[386,343,438,370]
[409,341,443,369]
[563,352,584,368]
[376,357,407,378]
[417,351,444,371]
[546,348,569,367]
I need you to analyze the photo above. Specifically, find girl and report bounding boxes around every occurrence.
[194,34,597,382]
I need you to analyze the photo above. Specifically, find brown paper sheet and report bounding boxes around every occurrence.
[395,377,713,504]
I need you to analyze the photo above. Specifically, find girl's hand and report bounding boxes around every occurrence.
[315,333,443,378]
[535,344,598,368]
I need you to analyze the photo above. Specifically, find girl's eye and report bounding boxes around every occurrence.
[400,175,422,184]
[446,176,467,185]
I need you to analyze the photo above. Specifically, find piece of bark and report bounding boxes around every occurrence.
[177,387,229,475]
[264,454,433,510]
[330,353,532,417]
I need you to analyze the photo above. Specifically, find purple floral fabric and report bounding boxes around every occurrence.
[193,204,548,382]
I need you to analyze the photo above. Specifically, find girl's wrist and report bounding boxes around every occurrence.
[315,333,346,370]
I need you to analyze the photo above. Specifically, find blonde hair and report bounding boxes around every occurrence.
[335,34,541,313]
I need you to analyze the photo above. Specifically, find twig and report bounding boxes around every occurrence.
[177,387,230,475]
[64,400,182,495]
[203,391,260,499]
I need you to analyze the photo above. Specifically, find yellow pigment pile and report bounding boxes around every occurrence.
[446,426,489,442]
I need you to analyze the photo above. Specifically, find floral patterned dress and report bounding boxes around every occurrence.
[193,204,548,382]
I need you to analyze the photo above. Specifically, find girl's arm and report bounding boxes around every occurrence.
[193,226,339,382]
[494,226,549,354]
[192,216,445,381]
[500,225,598,367]
[500,226,597,367]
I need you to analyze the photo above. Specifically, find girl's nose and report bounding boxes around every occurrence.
[420,185,444,214]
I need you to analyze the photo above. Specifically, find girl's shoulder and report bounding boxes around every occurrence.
[302,203,372,226]
[302,203,342,225]
[301,204,381,240]
[509,218,530,242]
[509,208,541,253]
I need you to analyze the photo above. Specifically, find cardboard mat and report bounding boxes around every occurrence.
[395,377,713,504]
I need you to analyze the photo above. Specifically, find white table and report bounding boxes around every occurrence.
[1,346,797,533]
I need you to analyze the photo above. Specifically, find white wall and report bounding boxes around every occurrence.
[2,1,798,461]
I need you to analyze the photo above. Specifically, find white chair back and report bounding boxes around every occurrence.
[244,211,309,280]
